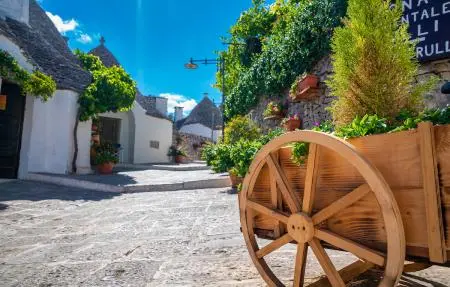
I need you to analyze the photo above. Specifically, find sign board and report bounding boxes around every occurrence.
[0,95,6,111]
[401,0,450,62]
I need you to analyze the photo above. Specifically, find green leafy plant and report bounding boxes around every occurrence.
[224,115,261,144]
[263,101,284,117]
[168,146,187,157]
[335,115,389,138]
[0,50,56,101]
[230,140,263,177]
[327,0,438,127]
[94,143,118,165]
[291,142,309,166]
[207,144,234,173]
[222,0,347,119]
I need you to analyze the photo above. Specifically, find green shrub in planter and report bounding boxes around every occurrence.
[224,115,260,145]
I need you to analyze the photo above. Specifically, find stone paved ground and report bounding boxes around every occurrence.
[0,181,449,287]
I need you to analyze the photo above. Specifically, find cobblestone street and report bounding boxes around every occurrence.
[0,181,449,286]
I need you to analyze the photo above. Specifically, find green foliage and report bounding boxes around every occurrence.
[167,146,187,157]
[328,0,438,127]
[224,115,261,145]
[291,142,309,166]
[0,50,56,101]
[230,140,263,177]
[94,143,118,165]
[75,50,137,121]
[335,115,389,138]
[222,0,347,119]
[202,143,234,173]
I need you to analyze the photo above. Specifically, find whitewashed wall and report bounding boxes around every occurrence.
[180,123,221,142]
[133,103,172,163]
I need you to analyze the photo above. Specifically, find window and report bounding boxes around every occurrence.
[150,141,160,149]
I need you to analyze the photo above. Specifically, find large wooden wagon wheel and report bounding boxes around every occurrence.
[240,131,406,287]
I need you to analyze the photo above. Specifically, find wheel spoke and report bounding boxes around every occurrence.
[256,233,293,258]
[293,243,308,287]
[315,229,385,267]
[266,153,301,213]
[310,238,346,287]
[312,184,371,225]
[303,144,320,215]
[247,200,290,224]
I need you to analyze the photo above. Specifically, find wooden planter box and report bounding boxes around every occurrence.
[239,122,450,286]
[290,74,320,102]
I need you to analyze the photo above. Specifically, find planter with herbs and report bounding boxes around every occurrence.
[281,114,301,131]
[263,101,286,120]
[289,73,320,102]
[94,143,119,175]
[168,146,188,164]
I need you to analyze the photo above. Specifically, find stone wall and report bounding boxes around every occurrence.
[248,55,450,132]
[172,127,211,161]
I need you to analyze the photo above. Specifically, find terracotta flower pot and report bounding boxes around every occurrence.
[175,155,186,164]
[283,119,301,131]
[229,173,244,188]
[97,162,114,175]
[299,74,319,91]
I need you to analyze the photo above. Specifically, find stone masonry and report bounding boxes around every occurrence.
[249,56,450,132]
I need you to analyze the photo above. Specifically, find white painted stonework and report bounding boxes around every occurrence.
[100,102,173,164]
[180,123,221,142]
[0,0,29,24]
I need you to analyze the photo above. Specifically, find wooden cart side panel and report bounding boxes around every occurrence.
[434,125,450,253]
[419,123,446,263]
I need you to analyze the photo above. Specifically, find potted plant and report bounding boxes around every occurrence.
[263,101,285,119]
[290,73,320,101]
[282,114,302,131]
[229,167,244,189]
[94,143,118,175]
[168,146,188,164]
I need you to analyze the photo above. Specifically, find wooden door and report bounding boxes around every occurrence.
[0,83,25,178]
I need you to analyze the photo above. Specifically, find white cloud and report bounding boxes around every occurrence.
[45,12,78,34]
[77,33,92,44]
[160,93,197,116]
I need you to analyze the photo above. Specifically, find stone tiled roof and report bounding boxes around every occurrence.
[89,37,120,68]
[0,0,91,92]
[136,90,171,120]
[178,96,222,130]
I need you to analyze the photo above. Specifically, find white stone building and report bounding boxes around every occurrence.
[0,0,172,179]
[175,95,223,143]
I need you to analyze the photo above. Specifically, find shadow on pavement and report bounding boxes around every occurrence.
[0,181,121,203]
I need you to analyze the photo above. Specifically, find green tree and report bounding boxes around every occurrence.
[72,50,137,172]
[328,0,437,127]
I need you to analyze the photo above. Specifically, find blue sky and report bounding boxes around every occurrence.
[39,0,254,115]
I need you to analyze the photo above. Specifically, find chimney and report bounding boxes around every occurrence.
[174,106,184,122]
[0,0,29,24]
[155,97,168,116]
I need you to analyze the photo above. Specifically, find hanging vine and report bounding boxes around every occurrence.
[0,50,56,101]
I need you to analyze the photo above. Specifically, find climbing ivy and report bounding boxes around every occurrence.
[74,50,136,121]
[0,50,56,101]
[220,0,347,120]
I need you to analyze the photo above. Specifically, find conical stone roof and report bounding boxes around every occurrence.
[89,37,120,67]
[180,96,223,130]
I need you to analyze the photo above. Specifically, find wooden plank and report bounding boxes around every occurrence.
[310,238,346,287]
[293,243,308,287]
[270,151,282,238]
[256,233,293,258]
[308,260,374,287]
[418,122,447,263]
[315,229,385,266]
[247,200,289,224]
[303,144,320,214]
[267,153,301,213]
[312,184,371,225]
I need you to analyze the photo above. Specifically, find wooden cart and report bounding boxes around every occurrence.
[239,122,450,286]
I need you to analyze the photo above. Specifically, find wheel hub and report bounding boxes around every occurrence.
[287,213,314,243]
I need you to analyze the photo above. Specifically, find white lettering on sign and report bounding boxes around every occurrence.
[403,0,450,61]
